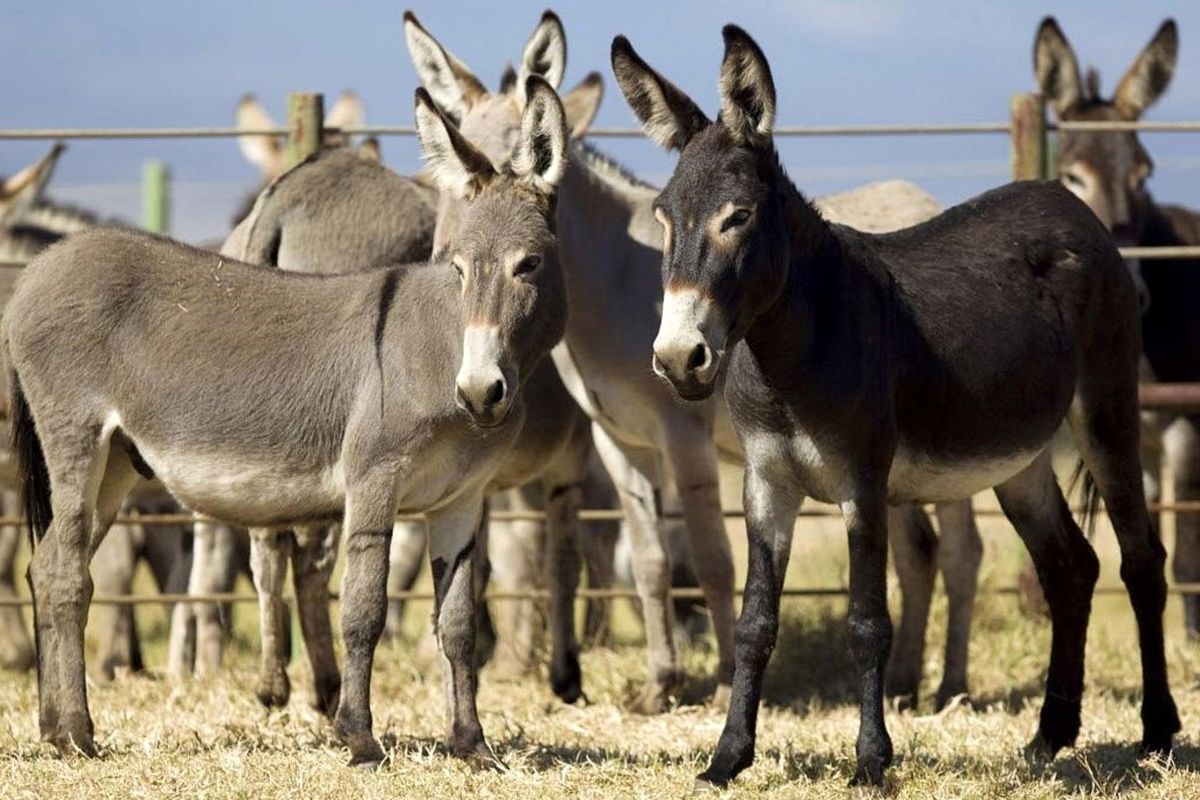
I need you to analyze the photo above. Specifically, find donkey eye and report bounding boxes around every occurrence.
[1061,171,1086,189]
[513,254,542,277]
[450,257,466,282]
[722,207,753,232]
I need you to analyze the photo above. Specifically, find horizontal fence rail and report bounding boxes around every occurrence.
[3,583,1200,608]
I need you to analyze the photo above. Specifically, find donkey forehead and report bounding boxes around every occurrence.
[660,127,764,212]
[455,185,553,255]
[1057,103,1150,171]
[460,94,523,167]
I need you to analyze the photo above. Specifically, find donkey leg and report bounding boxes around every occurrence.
[184,520,238,678]
[934,498,982,709]
[698,462,802,790]
[0,492,35,672]
[487,486,545,681]
[592,422,680,714]
[249,528,293,709]
[994,452,1098,756]
[427,497,496,765]
[292,523,341,717]
[332,482,395,768]
[666,433,736,707]
[1165,418,1200,640]
[885,503,936,709]
[89,522,139,682]
[541,427,589,703]
[1071,409,1180,755]
[383,519,426,642]
[579,466,619,649]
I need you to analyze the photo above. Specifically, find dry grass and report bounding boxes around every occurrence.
[2,492,1200,798]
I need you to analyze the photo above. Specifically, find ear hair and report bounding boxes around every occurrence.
[517,10,568,106]
[414,87,496,198]
[0,142,65,225]
[561,72,604,138]
[235,94,286,179]
[512,76,568,193]
[403,10,486,121]
[718,25,776,145]
[323,90,366,147]
[1033,17,1084,116]
[499,62,518,94]
[610,35,709,151]
[1114,19,1178,119]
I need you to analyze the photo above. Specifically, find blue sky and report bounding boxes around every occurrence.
[3,1,1197,242]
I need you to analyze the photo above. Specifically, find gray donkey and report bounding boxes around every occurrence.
[406,10,971,714]
[5,77,572,767]
[0,144,194,678]
[612,25,1178,787]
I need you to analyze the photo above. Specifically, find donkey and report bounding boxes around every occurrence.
[612,25,1179,787]
[1,144,197,678]
[218,138,592,711]
[407,9,957,714]
[1034,16,1200,636]
[5,77,572,767]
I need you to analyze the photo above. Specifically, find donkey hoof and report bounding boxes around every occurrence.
[256,673,291,709]
[456,741,504,772]
[625,683,669,715]
[850,759,888,788]
[47,728,98,759]
[550,655,583,705]
[346,738,386,769]
[1023,732,1062,764]
[692,774,728,794]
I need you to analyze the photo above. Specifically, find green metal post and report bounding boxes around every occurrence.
[141,160,170,234]
[285,91,324,169]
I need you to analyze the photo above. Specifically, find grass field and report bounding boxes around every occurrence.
[2,476,1200,798]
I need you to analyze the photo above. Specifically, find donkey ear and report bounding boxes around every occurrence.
[1034,17,1084,116]
[0,142,64,225]
[719,25,776,145]
[1114,19,1178,119]
[323,90,365,146]
[611,35,710,151]
[404,10,487,121]
[561,72,603,138]
[516,11,568,106]
[415,87,497,199]
[357,137,383,163]
[236,94,286,179]
[512,76,568,193]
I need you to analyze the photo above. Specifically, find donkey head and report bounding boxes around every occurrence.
[1,143,65,227]
[403,10,603,253]
[1034,17,1178,245]
[415,76,569,428]
[612,26,789,400]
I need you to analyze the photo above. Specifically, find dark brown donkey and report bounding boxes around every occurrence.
[1035,16,1200,636]
[612,25,1179,788]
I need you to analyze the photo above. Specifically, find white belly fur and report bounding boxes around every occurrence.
[887,446,1043,503]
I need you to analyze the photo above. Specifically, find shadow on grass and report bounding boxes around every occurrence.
[1049,742,1200,793]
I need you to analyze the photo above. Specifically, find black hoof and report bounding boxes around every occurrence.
[694,770,731,792]
[1037,693,1081,753]
[550,653,583,704]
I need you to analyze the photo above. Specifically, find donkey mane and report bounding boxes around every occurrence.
[573,140,657,192]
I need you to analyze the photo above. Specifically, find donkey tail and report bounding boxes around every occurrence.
[9,370,52,543]
[1066,459,1101,539]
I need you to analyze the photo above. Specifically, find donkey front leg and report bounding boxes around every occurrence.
[666,432,736,708]
[292,523,341,717]
[89,521,142,681]
[487,486,546,681]
[333,483,396,768]
[427,497,497,765]
[592,422,680,714]
[249,528,293,709]
[934,498,982,709]
[885,503,936,709]
[384,519,426,642]
[172,519,240,679]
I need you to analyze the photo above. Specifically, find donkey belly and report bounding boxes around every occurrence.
[887,445,1044,504]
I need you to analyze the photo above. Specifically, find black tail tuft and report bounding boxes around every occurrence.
[9,371,52,543]
[1066,459,1101,539]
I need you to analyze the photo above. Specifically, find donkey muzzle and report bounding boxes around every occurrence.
[653,288,724,400]
[456,325,514,427]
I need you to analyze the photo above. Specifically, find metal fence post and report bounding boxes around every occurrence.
[285,92,324,168]
[1010,92,1048,181]
[141,159,170,234]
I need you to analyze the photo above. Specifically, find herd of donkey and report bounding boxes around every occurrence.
[0,10,1198,790]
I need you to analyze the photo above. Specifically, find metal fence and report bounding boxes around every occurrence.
[2,91,1200,607]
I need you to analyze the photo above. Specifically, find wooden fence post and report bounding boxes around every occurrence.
[285,91,324,169]
[141,160,170,234]
[1010,92,1048,181]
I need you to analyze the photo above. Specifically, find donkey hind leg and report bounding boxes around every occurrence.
[177,520,240,679]
[427,496,498,766]
[934,498,982,709]
[1165,417,1200,639]
[487,486,546,682]
[698,463,802,789]
[30,425,139,757]
[1071,406,1180,755]
[332,480,396,768]
[666,433,736,708]
[994,452,1098,756]
[249,528,293,709]
[292,523,341,717]
[383,518,426,642]
[591,422,680,714]
[89,522,140,682]
[0,491,36,671]
[578,464,619,648]
[885,503,936,709]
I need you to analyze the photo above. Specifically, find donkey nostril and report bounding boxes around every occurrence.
[686,343,709,373]
[484,379,506,409]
